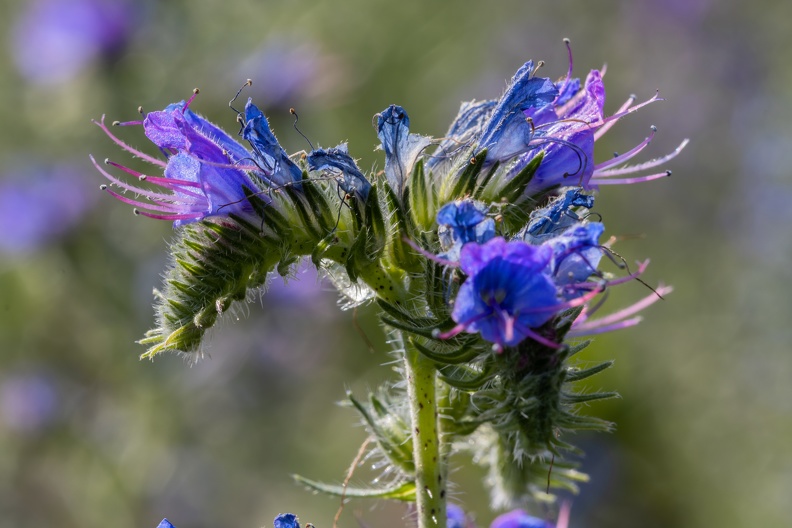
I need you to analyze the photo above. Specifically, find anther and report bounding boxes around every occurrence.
[563,37,571,44]
[111,121,121,126]
[133,208,141,215]
[650,125,658,132]
[629,93,637,100]
[99,184,107,190]
[103,158,110,164]
[138,175,147,181]
[137,106,144,116]
[431,329,441,338]
[665,170,672,176]
[532,61,545,76]
[470,156,477,165]
[193,88,200,95]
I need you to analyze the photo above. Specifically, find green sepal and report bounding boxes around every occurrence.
[299,170,334,233]
[383,183,420,272]
[565,361,614,382]
[497,151,544,203]
[560,391,620,404]
[292,475,416,502]
[285,186,323,241]
[410,338,481,365]
[448,148,487,200]
[472,161,500,199]
[408,159,436,231]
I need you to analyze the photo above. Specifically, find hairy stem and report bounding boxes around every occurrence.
[404,337,446,528]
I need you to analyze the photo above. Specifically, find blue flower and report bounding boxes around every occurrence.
[441,237,559,351]
[307,144,371,201]
[376,105,432,196]
[156,519,175,528]
[490,509,553,528]
[436,199,496,261]
[93,98,265,227]
[522,187,595,244]
[427,99,496,173]
[241,99,303,187]
[476,61,558,164]
[273,513,300,528]
[544,222,605,296]
[447,504,470,528]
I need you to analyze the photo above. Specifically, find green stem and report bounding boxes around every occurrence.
[404,337,447,528]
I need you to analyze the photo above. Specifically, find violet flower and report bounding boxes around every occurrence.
[93,94,271,227]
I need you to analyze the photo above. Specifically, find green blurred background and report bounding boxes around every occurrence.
[1,0,790,527]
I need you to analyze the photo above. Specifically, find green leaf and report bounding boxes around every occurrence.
[292,475,416,501]
[565,361,614,382]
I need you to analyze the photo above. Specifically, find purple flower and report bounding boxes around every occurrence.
[447,504,471,528]
[440,237,562,351]
[11,0,136,85]
[274,513,300,528]
[0,372,58,434]
[490,510,553,528]
[376,105,432,196]
[521,188,595,244]
[93,96,269,227]
[437,199,496,261]
[476,61,558,164]
[0,163,97,254]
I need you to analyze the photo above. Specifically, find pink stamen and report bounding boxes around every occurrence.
[135,210,202,221]
[594,139,689,177]
[183,89,199,112]
[593,92,663,130]
[513,320,563,349]
[594,126,656,172]
[402,236,459,267]
[93,116,167,167]
[436,323,467,340]
[556,502,572,528]
[592,171,671,185]
[138,174,202,189]
[103,187,196,213]
[114,120,144,127]
[92,156,203,204]
[570,285,672,335]
[593,94,636,141]
[567,316,643,337]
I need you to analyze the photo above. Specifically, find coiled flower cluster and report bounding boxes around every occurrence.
[96,44,683,526]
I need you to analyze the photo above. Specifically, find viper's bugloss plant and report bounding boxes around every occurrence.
[97,41,685,528]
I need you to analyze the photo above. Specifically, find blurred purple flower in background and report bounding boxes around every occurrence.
[0,163,97,254]
[10,0,136,85]
[0,371,59,434]
[235,38,352,107]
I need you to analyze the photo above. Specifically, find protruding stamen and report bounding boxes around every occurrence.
[229,79,253,114]
[92,116,166,167]
[594,139,689,177]
[183,88,200,111]
[593,93,637,140]
[594,125,657,172]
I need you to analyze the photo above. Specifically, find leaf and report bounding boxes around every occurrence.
[292,475,416,501]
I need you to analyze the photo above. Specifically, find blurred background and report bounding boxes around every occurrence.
[0,0,790,527]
